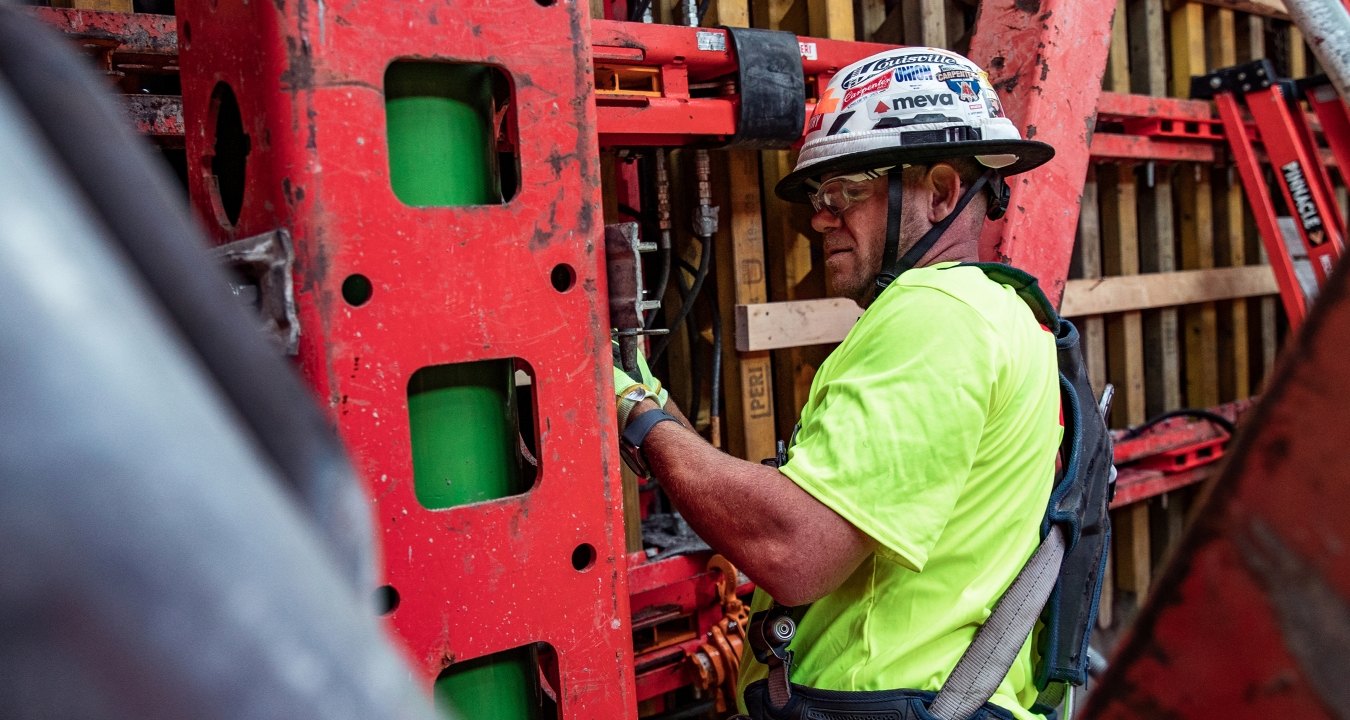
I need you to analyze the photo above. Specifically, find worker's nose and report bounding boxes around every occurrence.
[810,206,840,233]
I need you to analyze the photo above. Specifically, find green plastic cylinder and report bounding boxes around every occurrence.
[407,361,524,508]
[385,61,499,206]
[434,647,545,720]
[389,63,537,719]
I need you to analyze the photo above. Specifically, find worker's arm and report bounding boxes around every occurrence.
[627,400,876,607]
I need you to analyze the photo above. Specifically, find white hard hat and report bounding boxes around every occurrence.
[776,47,1054,202]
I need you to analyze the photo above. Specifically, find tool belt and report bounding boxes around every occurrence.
[739,681,1018,720]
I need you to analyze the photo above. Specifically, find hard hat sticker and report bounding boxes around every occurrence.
[842,72,893,110]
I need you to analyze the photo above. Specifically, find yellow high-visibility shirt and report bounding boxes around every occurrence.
[737,263,1062,720]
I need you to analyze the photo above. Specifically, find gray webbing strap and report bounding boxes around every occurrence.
[767,658,792,708]
[928,525,1067,720]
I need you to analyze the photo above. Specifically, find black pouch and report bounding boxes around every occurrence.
[742,680,1018,720]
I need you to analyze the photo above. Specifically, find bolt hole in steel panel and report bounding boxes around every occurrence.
[343,273,373,306]
[386,61,518,207]
[551,263,576,292]
[375,584,401,615]
[207,81,246,228]
[571,543,597,571]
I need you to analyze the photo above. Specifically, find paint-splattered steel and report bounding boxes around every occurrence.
[1085,251,1350,718]
[968,0,1117,308]
[175,0,636,714]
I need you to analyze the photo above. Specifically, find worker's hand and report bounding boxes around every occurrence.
[612,341,668,429]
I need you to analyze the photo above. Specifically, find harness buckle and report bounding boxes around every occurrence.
[747,607,797,666]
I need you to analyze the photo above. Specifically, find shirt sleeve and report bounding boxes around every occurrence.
[779,286,1000,572]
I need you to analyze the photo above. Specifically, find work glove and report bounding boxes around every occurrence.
[612,341,669,430]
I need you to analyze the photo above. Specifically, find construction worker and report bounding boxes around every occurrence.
[614,47,1062,720]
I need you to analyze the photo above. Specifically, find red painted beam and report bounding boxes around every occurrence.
[27,7,176,56]
[1089,133,1218,162]
[968,0,1117,307]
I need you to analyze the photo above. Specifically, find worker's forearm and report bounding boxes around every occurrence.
[633,402,872,605]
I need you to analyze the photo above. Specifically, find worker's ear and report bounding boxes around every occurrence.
[925,163,963,224]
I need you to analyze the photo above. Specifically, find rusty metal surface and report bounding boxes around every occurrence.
[967,0,1116,307]
[122,94,183,141]
[1084,253,1350,718]
[28,7,176,56]
[175,0,636,715]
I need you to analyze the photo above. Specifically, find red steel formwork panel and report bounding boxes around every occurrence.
[1084,255,1350,717]
[175,0,636,715]
[967,0,1117,307]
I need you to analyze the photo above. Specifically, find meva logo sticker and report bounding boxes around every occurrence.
[1282,161,1326,244]
[869,91,956,118]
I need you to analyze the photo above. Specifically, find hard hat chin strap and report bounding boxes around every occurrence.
[873,168,998,300]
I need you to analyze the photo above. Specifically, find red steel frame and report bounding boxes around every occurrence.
[33,2,1294,710]
[174,0,636,715]
[1216,83,1348,330]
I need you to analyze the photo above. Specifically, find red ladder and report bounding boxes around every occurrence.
[1194,60,1349,331]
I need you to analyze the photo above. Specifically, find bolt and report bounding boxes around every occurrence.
[771,617,796,641]
[1210,76,1223,89]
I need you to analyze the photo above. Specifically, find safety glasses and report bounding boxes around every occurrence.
[807,166,896,216]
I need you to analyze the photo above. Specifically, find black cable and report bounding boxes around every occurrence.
[628,0,653,21]
[708,250,723,435]
[1122,409,1237,439]
[651,233,713,362]
[673,266,703,427]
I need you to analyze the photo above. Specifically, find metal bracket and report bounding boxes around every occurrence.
[1191,59,1282,99]
[209,229,299,355]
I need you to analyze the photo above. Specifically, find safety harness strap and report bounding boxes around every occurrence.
[874,170,995,300]
[748,603,809,710]
[875,172,905,293]
[928,525,1067,720]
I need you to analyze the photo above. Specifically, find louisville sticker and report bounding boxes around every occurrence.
[838,52,960,89]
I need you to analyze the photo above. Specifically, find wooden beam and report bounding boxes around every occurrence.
[807,0,854,40]
[735,267,1279,351]
[1131,0,1182,418]
[902,0,947,47]
[736,298,861,352]
[1172,3,1221,410]
[757,0,824,436]
[1101,164,1146,428]
[1079,167,1109,396]
[1113,504,1153,595]
[1245,14,1281,387]
[1127,0,1166,95]
[717,150,778,461]
[1062,266,1277,316]
[1210,8,1252,405]
[1107,0,1131,94]
[1101,13,1145,430]
[48,0,134,11]
[858,0,890,42]
[1191,0,1288,19]
[707,0,776,461]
